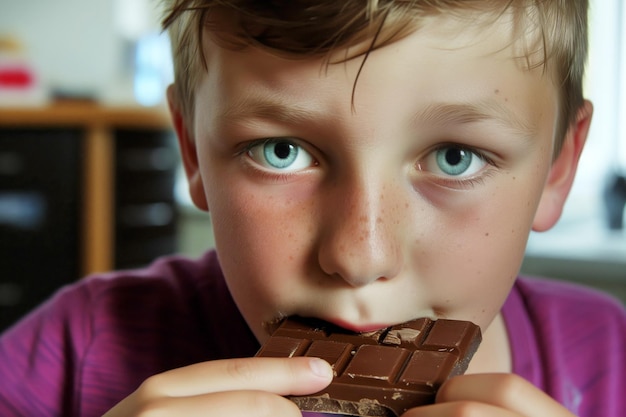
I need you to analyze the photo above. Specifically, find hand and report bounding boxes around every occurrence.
[103,356,333,417]
[403,373,576,417]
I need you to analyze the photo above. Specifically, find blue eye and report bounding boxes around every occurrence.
[423,146,487,177]
[247,139,314,172]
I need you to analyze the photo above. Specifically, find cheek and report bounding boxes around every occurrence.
[418,176,545,324]
[204,174,317,316]
[210,183,312,261]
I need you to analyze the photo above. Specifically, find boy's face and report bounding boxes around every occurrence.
[178,14,571,342]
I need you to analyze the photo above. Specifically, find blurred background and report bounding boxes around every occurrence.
[0,0,624,331]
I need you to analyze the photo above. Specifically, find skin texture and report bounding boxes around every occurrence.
[104,12,592,417]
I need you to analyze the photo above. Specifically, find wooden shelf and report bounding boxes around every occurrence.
[0,103,173,276]
[0,102,172,129]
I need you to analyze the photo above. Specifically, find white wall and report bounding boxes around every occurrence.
[0,0,168,104]
[0,0,119,97]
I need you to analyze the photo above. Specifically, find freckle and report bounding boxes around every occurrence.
[377,216,383,224]
[484,232,489,237]
[504,97,509,102]
[494,89,500,94]
[481,309,486,313]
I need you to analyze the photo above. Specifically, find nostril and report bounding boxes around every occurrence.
[318,239,402,288]
[327,271,391,288]
[317,181,404,288]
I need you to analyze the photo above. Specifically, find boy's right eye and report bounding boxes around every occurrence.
[246,138,315,172]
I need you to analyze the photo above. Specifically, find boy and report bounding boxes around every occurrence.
[1,1,625,416]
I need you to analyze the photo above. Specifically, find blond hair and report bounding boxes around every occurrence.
[162,0,588,153]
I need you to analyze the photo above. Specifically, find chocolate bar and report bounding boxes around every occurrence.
[256,317,481,417]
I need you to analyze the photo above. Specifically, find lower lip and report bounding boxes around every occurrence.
[327,318,391,333]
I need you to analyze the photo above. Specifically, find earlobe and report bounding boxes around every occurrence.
[532,100,593,231]
[167,85,209,212]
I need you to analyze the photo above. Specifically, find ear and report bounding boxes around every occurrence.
[167,84,209,212]
[532,100,593,231]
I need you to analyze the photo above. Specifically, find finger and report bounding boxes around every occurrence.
[136,390,303,417]
[140,357,333,398]
[434,373,575,417]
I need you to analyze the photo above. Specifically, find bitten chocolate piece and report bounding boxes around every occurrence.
[256,317,481,417]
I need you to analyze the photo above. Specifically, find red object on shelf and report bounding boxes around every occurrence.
[0,67,34,88]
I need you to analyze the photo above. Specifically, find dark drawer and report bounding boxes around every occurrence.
[116,172,176,203]
[113,129,179,269]
[115,234,177,269]
[0,129,82,330]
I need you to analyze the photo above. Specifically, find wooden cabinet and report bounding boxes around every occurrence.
[0,103,177,330]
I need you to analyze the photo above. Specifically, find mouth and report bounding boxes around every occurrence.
[322,317,394,333]
[263,314,425,337]
[256,315,483,417]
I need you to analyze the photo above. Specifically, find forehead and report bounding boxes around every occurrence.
[200,2,546,63]
[201,4,548,70]
[195,11,557,138]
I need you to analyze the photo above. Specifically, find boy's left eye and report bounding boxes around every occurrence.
[421,146,488,178]
[247,139,315,172]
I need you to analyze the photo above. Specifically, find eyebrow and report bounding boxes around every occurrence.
[218,93,320,126]
[218,94,537,139]
[413,100,537,138]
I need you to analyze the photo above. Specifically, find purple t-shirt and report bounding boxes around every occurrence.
[0,250,624,416]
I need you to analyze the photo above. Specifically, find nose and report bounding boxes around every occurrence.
[317,175,403,287]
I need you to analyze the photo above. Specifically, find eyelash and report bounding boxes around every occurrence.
[236,139,315,181]
[420,144,499,189]
[237,138,270,155]
[235,138,261,159]
[237,139,498,188]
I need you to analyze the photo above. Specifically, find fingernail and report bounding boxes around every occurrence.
[309,358,333,379]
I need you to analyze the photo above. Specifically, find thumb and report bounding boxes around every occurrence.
[289,357,335,395]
